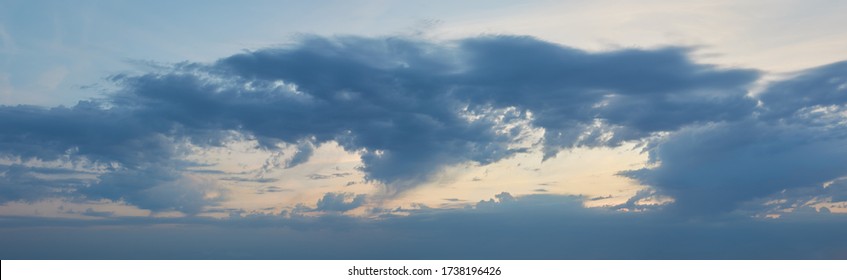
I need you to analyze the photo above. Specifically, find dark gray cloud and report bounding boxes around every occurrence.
[453,36,759,157]
[306,173,352,180]
[624,120,847,215]
[0,164,91,203]
[0,99,218,212]
[284,140,315,169]
[314,192,367,212]
[624,61,847,215]
[220,177,278,183]
[746,178,847,215]
[759,61,847,119]
[209,36,523,190]
[255,186,289,194]
[87,168,225,214]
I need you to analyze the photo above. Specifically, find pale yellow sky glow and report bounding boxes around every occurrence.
[0,134,653,218]
[177,124,659,217]
[433,0,847,74]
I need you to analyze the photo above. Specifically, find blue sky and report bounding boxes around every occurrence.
[1,0,847,259]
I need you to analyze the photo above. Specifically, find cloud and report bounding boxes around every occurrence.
[0,34,841,217]
[759,61,847,119]
[750,178,847,215]
[624,61,847,215]
[284,139,315,168]
[453,36,759,157]
[0,100,213,212]
[211,36,525,190]
[220,177,279,183]
[306,173,352,180]
[256,186,290,194]
[86,170,226,214]
[314,192,367,212]
[0,163,93,203]
[0,102,163,165]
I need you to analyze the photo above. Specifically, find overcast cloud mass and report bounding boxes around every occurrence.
[1,0,847,259]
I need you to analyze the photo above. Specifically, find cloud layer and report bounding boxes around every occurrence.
[1,35,845,217]
[2,192,845,259]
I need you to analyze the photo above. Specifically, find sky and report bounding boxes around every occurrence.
[1,0,847,259]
